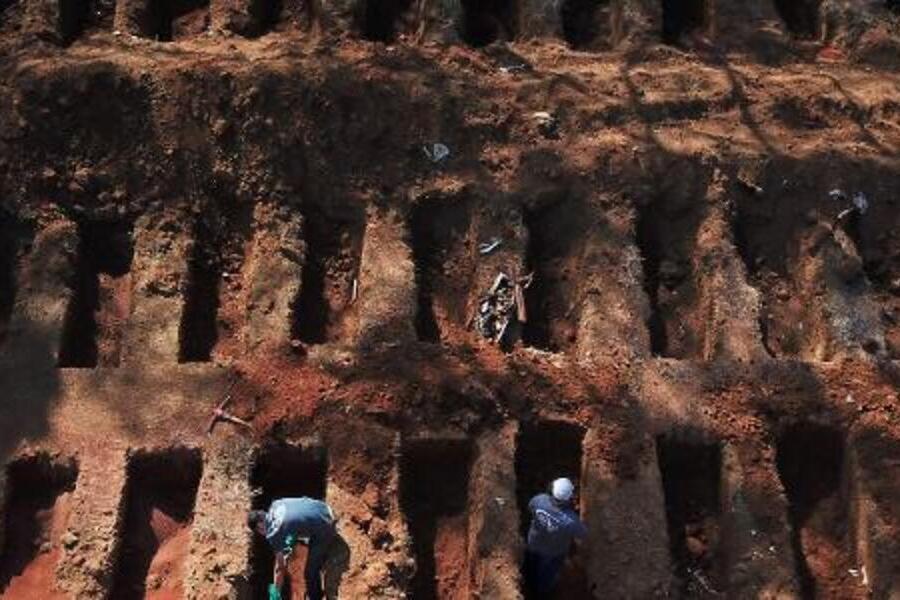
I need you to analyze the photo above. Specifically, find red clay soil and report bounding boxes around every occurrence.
[110,451,201,600]
[400,439,472,600]
[432,514,469,600]
[0,1,898,598]
[143,512,191,600]
[96,272,133,366]
[0,491,72,600]
[291,203,366,346]
[179,200,254,363]
[111,502,195,600]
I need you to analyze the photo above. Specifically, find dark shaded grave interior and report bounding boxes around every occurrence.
[515,421,589,599]
[399,439,473,599]
[522,196,588,352]
[250,443,328,599]
[356,0,413,42]
[109,448,202,600]
[142,0,209,41]
[774,0,820,38]
[728,203,777,357]
[409,195,472,343]
[731,183,825,359]
[291,203,365,345]
[661,0,707,43]
[656,433,722,596]
[561,0,605,47]
[179,202,252,362]
[635,199,699,358]
[459,0,517,47]
[0,455,78,591]
[775,423,847,599]
[248,0,282,36]
[0,212,27,345]
[179,218,221,362]
[57,220,134,368]
[58,0,90,43]
[852,195,900,360]
[635,189,704,359]
[635,199,668,356]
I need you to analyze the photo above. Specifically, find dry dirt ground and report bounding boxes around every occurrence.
[0,0,899,598]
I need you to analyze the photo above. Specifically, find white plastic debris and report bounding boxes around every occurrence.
[423,143,450,164]
[499,63,527,74]
[478,238,503,255]
[849,568,860,577]
[829,188,847,202]
[494,497,506,507]
[846,393,855,404]
[852,191,869,214]
[738,177,764,195]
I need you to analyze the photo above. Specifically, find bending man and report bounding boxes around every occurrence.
[248,496,350,600]
[523,477,587,595]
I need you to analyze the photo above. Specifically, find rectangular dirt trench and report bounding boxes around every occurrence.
[0,454,78,598]
[110,448,202,600]
[249,442,328,600]
[515,421,589,599]
[656,433,723,597]
[409,195,474,343]
[634,196,704,359]
[400,439,474,600]
[776,423,859,599]
[140,0,210,40]
[178,203,253,363]
[0,211,28,345]
[522,196,589,352]
[57,220,134,368]
[290,204,365,346]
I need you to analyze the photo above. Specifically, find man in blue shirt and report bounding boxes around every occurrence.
[523,477,587,595]
[248,497,350,600]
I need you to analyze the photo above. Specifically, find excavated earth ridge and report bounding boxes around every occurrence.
[0,0,899,598]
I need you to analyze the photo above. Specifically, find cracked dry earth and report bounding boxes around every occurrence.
[0,0,899,598]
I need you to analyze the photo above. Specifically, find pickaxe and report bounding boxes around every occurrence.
[207,393,253,435]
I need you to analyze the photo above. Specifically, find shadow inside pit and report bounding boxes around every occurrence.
[409,193,473,344]
[57,220,134,369]
[459,0,517,47]
[775,423,846,599]
[109,448,202,600]
[355,0,413,42]
[399,438,473,599]
[0,454,78,593]
[290,203,365,346]
[656,432,723,597]
[0,298,63,472]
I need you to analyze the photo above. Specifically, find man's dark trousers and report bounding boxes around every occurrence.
[523,549,565,595]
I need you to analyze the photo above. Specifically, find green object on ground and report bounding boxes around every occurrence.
[268,583,282,600]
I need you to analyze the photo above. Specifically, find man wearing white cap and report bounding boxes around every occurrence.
[523,477,587,595]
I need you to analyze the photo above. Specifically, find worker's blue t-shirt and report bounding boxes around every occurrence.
[526,493,587,558]
[265,497,335,552]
